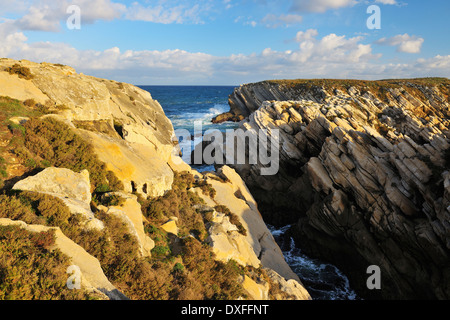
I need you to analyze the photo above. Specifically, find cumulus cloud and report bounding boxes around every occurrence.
[3,0,211,31]
[292,29,379,64]
[295,29,318,41]
[290,0,356,13]
[3,18,447,85]
[6,26,383,83]
[376,34,424,53]
[4,0,125,32]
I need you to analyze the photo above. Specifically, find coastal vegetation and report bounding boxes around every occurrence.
[0,96,123,192]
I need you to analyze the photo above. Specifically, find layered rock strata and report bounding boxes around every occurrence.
[225,79,450,299]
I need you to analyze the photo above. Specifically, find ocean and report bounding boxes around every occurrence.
[139,85,358,300]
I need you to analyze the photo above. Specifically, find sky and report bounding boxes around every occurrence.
[0,0,449,85]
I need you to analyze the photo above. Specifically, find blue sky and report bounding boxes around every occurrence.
[0,0,449,85]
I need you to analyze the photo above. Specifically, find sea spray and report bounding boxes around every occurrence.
[268,224,359,300]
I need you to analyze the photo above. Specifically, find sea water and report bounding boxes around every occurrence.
[268,225,359,300]
[140,85,238,171]
[140,85,358,300]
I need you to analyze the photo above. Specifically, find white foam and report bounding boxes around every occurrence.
[268,224,359,300]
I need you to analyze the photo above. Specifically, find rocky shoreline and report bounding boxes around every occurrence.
[0,58,310,300]
[218,78,450,299]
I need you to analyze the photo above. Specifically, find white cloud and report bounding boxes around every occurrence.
[292,29,379,64]
[243,20,258,27]
[5,0,125,32]
[375,0,397,5]
[261,14,303,28]
[376,34,424,53]
[295,29,318,41]
[0,17,447,85]
[3,0,209,31]
[290,0,356,13]
[223,0,234,10]
[124,2,204,24]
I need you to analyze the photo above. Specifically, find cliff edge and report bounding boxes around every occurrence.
[0,59,310,300]
[223,78,450,299]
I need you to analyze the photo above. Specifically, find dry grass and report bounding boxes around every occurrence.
[0,225,93,300]
[268,77,450,103]
[5,64,34,80]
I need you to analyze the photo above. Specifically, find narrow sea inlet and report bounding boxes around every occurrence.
[143,85,358,300]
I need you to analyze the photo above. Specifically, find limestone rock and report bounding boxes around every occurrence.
[225,79,450,299]
[12,167,104,230]
[263,268,311,300]
[0,58,176,198]
[103,192,155,257]
[13,167,91,203]
[77,129,173,198]
[160,219,179,235]
[239,275,269,300]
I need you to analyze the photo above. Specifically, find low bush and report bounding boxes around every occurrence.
[141,171,207,239]
[0,191,70,227]
[0,225,92,299]
[214,205,247,236]
[5,64,34,80]
[195,179,216,198]
[17,117,123,192]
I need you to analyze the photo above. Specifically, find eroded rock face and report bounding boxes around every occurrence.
[189,165,311,300]
[100,192,155,257]
[0,58,175,198]
[226,80,450,299]
[12,167,104,230]
[0,58,311,300]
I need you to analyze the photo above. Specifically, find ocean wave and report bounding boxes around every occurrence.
[170,104,229,129]
[267,224,359,300]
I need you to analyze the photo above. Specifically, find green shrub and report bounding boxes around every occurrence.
[0,96,44,122]
[0,191,70,227]
[141,171,207,239]
[7,122,25,136]
[172,262,185,273]
[24,158,36,168]
[214,205,247,236]
[195,179,217,198]
[0,194,40,223]
[151,245,171,257]
[23,99,36,107]
[5,64,34,80]
[0,157,6,179]
[180,237,245,300]
[0,225,92,300]
[18,117,123,192]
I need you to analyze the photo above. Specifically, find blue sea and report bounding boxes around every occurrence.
[140,85,238,132]
[139,85,358,300]
[140,86,238,171]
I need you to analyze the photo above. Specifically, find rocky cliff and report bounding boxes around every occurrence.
[0,59,310,300]
[223,78,450,299]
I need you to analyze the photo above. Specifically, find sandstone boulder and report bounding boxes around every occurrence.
[12,167,104,230]
[102,192,155,257]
